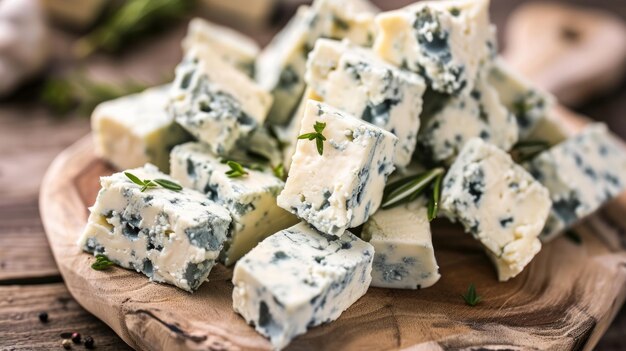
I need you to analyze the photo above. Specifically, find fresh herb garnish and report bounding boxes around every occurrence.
[74,0,192,58]
[298,121,327,156]
[511,140,550,162]
[382,168,445,211]
[428,171,444,221]
[273,163,286,181]
[461,283,481,307]
[225,161,249,178]
[91,254,115,270]
[124,172,182,192]
[565,230,582,245]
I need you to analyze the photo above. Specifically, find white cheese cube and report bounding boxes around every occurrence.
[233,126,284,168]
[488,58,557,140]
[306,39,426,167]
[417,70,518,164]
[169,46,273,155]
[78,164,232,292]
[170,142,297,265]
[362,198,440,289]
[232,222,374,350]
[92,85,191,172]
[182,18,260,77]
[524,124,626,241]
[256,0,378,125]
[441,138,551,281]
[277,101,398,236]
[374,0,494,95]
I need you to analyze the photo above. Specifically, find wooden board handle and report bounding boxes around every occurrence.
[502,2,626,106]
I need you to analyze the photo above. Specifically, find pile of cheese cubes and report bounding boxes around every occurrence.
[80,0,626,348]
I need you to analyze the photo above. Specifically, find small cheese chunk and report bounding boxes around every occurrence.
[92,85,191,172]
[441,138,551,281]
[182,18,259,77]
[232,222,374,350]
[169,46,272,155]
[277,101,397,236]
[256,0,378,125]
[306,39,426,167]
[374,0,494,95]
[362,198,440,289]
[524,124,626,241]
[417,70,518,164]
[78,164,232,292]
[170,142,297,265]
[487,58,556,140]
[233,126,284,168]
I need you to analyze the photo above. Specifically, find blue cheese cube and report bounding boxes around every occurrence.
[306,39,426,167]
[417,71,518,164]
[441,138,551,281]
[524,124,626,241]
[169,46,273,155]
[374,0,494,95]
[92,85,191,172]
[170,142,297,265]
[487,58,557,140]
[362,198,440,289]
[256,0,378,125]
[232,222,374,350]
[78,164,231,292]
[182,18,260,77]
[277,101,398,236]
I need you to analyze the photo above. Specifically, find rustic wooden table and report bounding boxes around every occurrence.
[1,0,625,350]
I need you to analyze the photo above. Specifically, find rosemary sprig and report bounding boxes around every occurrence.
[40,73,148,115]
[273,163,286,181]
[461,283,481,307]
[74,0,192,58]
[428,171,444,221]
[381,168,445,210]
[511,140,550,162]
[225,161,249,178]
[124,172,182,192]
[91,254,115,270]
[298,121,327,156]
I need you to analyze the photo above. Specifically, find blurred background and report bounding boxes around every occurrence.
[0,0,624,349]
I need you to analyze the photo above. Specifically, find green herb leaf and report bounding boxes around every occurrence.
[298,121,327,156]
[153,179,182,191]
[512,140,550,163]
[461,283,481,307]
[225,161,249,178]
[428,171,444,221]
[125,172,145,186]
[512,140,550,150]
[382,168,445,209]
[273,163,286,181]
[74,0,192,58]
[565,230,582,245]
[91,254,115,271]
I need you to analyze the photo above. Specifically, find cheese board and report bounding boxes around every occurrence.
[39,2,626,350]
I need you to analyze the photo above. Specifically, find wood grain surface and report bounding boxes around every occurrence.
[2,0,626,350]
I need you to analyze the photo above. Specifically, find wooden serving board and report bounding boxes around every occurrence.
[39,3,626,351]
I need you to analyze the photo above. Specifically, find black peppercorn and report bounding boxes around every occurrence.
[84,336,95,349]
[38,312,48,323]
[71,332,81,344]
[60,332,73,339]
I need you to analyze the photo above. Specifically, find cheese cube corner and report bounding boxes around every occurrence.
[78,164,232,292]
[277,101,398,237]
[232,222,374,350]
[441,138,551,281]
